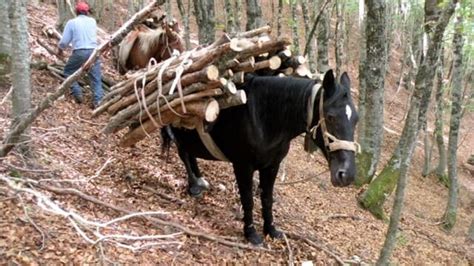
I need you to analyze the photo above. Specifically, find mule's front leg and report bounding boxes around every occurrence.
[233,164,262,245]
[259,165,283,239]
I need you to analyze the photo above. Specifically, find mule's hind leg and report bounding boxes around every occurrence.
[189,157,210,190]
[233,163,262,245]
[259,165,284,239]
[176,147,208,197]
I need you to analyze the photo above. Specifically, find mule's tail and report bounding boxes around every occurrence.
[160,126,175,158]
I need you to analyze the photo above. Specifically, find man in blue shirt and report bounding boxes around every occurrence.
[58,2,102,107]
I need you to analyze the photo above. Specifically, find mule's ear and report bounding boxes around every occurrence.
[322,69,336,98]
[322,69,335,89]
[340,72,351,89]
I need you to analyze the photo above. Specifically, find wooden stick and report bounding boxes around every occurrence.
[217,90,247,109]
[232,56,281,73]
[234,25,272,38]
[120,90,221,147]
[0,0,166,157]
[231,71,245,84]
[106,65,219,115]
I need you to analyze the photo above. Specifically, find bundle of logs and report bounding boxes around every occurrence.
[94,26,312,147]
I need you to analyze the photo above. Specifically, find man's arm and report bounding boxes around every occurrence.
[58,21,73,50]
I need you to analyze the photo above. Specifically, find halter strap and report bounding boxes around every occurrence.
[307,84,360,154]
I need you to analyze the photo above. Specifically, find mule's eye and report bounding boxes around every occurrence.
[326,114,336,123]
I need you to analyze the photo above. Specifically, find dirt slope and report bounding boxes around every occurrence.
[0,2,472,264]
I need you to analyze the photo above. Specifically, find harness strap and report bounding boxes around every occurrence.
[306,84,321,131]
[307,84,360,154]
[196,121,229,161]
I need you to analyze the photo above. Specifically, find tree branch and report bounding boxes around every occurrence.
[303,0,331,57]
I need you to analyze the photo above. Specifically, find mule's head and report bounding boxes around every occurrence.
[311,70,358,187]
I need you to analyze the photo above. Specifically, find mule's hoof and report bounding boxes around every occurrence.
[196,177,210,190]
[264,225,284,239]
[246,232,263,245]
[244,225,263,245]
[188,186,204,198]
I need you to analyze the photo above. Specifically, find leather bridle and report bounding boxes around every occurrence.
[306,84,361,154]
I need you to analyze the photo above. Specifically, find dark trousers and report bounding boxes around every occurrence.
[63,49,103,105]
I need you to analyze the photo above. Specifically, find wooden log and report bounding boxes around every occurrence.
[106,65,219,115]
[231,55,281,73]
[281,55,306,69]
[220,78,237,94]
[234,25,272,38]
[217,90,247,109]
[236,37,292,60]
[295,65,312,78]
[278,49,292,61]
[280,67,294,76]
[104,81,221,133]
[225,56,255,69]
[230,38,256,52]
[231,71,245,84]
[103,42,232,104]
[120,97,220,147]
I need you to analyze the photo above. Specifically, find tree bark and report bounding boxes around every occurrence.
[0,0,11,82]
[359,0,456,221]
[224,0,238,35]
[355,0,387,186]
[177,0,191,50]
[334,0,345,78]
[193,0,216,44]
[316,0,329,73]
[441,12,463,231]
[433,49,447,183]
[245,0,264,31]
[277,0,283,36]
[356,0,367,152]
[290,0,300,55]
[56,0,75,31]
[9,0,31,156]
[300,0,316,72]
[0,0,167,157]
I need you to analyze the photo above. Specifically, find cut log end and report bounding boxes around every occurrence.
[206,65,219,81]
[205,99,220,122]
[268,56,282,70]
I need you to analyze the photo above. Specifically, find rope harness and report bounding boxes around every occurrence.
[307,84,361,154]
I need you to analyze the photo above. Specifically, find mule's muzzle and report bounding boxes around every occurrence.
[329,152,355,187]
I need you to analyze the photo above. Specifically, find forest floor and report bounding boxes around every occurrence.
[0,1,473,265]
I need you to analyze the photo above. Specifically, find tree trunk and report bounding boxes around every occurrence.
[441,12,463,231]
[358,0,455,220]
[316,0,329,73]
[193,0,216,44]
[9,0,31,156]
[334,0,345,79]
[300,0,316,73]
[224,0,237,35]
[356,0,367,155]
[57,0,75,30]
[433,50,448,183]
[235,0,243,32]
[290,0,300,55]
[245,0,264,31]
[177,0,191,49]
[277,0,283,36]
[356,0,387,186]
[0,0,11,83]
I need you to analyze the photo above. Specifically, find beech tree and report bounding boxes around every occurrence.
[9,0,32,156]
[359,0,456,220]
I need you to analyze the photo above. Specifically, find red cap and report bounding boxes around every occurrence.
[75,2,89,13]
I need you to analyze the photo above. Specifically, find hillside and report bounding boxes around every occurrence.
[0,1,473,264]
